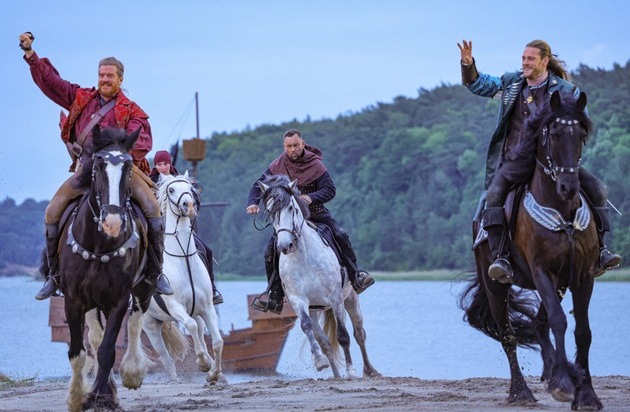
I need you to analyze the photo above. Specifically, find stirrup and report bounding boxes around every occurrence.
[154,273,174,295]
[251,293,283,315]
[353,270,375,294]
[488,258,514,284]
[594,249,622,278]
[213,290,224,305]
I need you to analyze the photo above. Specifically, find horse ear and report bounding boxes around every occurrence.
[92,125,101,141]
[577,92,587,111]
[123,127,141,152]
[184,170,189,178]
[550,90,562,112]
[258,181,269,192]
[289,179,298,192]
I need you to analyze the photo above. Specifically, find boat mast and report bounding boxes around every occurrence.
[182,91,205,178]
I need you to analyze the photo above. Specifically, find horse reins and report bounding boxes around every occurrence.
[534,116,586,290]
[162,179,199,316]
[537,117,583,182]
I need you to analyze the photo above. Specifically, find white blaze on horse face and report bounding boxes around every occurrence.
[102,152,125,237]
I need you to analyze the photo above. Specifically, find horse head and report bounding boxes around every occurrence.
[530,90,590,202]
[89,127,139,238]
[158,171,199,219]
[259,175,308,255]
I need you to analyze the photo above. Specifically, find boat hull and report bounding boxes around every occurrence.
[48,294,297,374]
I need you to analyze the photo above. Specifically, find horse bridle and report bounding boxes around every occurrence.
[537,117,584,182]
[164,178,197,218]
[273,195,305,247]
[163,178,198,258]
[91,150,133,231]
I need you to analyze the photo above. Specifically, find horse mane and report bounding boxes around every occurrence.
[74,127,136,188]
[511,92,592,161]
[157,173,200,215]
[260,174,311,220]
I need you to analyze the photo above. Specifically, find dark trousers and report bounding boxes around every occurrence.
[194,233,217,292]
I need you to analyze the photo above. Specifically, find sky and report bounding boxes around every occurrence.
[2,0,629,203]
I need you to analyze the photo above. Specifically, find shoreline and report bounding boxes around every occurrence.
[1,375,629,412]
[7,268,630,282]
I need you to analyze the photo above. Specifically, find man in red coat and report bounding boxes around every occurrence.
[19,32,173,299]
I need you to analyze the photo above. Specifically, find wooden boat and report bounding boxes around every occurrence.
[48,294,296,374]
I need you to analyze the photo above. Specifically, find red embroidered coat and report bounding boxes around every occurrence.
[25,52,152,174]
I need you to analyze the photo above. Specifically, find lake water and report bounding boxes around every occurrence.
[1,276,629,382]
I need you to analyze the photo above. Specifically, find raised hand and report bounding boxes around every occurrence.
[457,39,473,65]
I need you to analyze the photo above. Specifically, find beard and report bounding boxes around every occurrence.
[98,83,119,98]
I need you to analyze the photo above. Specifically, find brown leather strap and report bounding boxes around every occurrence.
[72,98,117,157]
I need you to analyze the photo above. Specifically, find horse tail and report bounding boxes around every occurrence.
[323,309,338,355]
[160,321,190,361]
[323,309,344,369]
[458,273,539,349]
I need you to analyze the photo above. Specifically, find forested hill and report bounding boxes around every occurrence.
[2,62,629,277]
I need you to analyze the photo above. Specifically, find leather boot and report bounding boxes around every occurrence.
[194,234,223,305]
[482,207,513,284]
[35,223,61,300]
[252,286,284,315]
[252,239,284,314]
[348,268,375,294]
[146,217,174,295]
[593,207,622,277]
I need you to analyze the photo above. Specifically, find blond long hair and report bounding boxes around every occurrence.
[526,40,570,81]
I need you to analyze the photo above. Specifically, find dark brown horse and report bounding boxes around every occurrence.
[58,127,153,411]
[460,91,603,410]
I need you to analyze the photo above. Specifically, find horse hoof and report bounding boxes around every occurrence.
[364,368,382,378]
[550,388,574,403]
[315,358,330,371]
[197,357,212,372]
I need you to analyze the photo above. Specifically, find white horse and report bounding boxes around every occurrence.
[142,173,225,383]
[259,174,380,378]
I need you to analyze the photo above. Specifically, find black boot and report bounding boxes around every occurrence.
[482,207,513,284]
[252,239,284,314]
[194,234,223,305]
[593,208,622,277]
[146,217,174,295]
[35,223,61,300]
[251,283,284,315]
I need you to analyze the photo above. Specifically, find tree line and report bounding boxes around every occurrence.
[1,62,628,277]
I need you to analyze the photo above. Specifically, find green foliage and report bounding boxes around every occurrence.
[3,62,630,276]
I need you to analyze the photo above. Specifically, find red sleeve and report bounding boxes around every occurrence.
[126,110,152,164]
[24,52,79,111]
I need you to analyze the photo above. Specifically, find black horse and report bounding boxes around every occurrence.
[58,127,153,411]
[460,91,603,410]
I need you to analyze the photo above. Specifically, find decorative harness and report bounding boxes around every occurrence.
[525,115,590,291]
[526,116,590,232]
[66,150,140,262]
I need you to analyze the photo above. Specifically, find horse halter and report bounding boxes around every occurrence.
[91,150,133,230]
[538,117,583,182]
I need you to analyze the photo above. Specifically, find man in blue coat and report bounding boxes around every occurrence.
[458,39,621,283]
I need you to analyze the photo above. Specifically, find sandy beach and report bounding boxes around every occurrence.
[1,374,629,411]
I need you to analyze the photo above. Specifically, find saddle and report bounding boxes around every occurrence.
[473,184,602,283]
[308,221,348,285]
